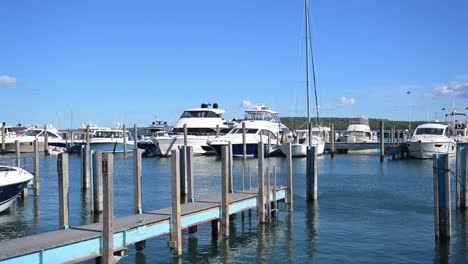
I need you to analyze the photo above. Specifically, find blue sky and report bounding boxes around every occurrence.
[1,0,468,129]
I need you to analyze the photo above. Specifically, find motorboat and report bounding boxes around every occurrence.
[450,113,468,143]
[406,123,456,159]
[279,129,325,157]
[2,125,66,153]
[208,105,292,158]
[338,117,377,143]
[0,166,34,213]
[137,120,171,157]
[69,124,135,153]
[152,103,233,157]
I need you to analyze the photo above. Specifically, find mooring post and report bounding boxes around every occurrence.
[241,160,245,191]
[183,123,188,147]
[306,146,317,202]
[380,121,385,162]
[186,146,194,202]
[266,167,271,222]
[133,124,138,150]
[242,122,247,159]
[179,145,187,197]
[267,133,271,157]
[57,153,69,230]
[122,124,127,155]
[15,140,20,167]
[94,150,104,214]
[1,123,5,153]
[433,153,451,241]
[133,148,143,214]
[102,152,114,264]
[456,144,467,210]
[286,142,293,212]
[33,140,40,197]
[169,148,182,255]
[257,142,265,223]
[84,125,91,190]
[228,142,233,193]
[44,125,50,155]
[221,146,230,237]
[330,123,335,158]
[216,124,220,138]
[272,166,278,218]
[248,164,252,190]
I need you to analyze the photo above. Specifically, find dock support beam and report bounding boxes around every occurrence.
[94,150,104,214]
[33,140,40,197]
[433,153,451,241]
[221,146,230,237]
[286,142,293,212]
[15,140,20,167]
[186,146,194,202]
[456,144,467,210]
[380,121,385,162]
[179,146,187,198]
[44,125,49,155]
[242,122,247,159]
[133,148,143,214]
[1,123,5,153]
[123,124,127,155]
[102,152,114,264]
[169,148,182,255]
[257,142,265,223]
[228,142,233,193]
[306,146,317,202]
[83,125,91,190]
[57,153,69,230]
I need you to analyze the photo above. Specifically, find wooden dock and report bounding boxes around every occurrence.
[0,187,286,263]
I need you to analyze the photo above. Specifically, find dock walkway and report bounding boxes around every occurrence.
[0,187,285,263]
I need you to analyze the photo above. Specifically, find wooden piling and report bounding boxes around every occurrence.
[267,133,271,156]
[330,124,335,158]
[179,146,187,197]
[228,142,233,193]
[456,144,467,210]
[286,142,293,212]
[57,153,69,230]
[102,152,114,263]
[241,160,245,191]
[306,146,317,202]
[44,125,50,155]
[94,150,104,213]
[133,148,143,214]
[133,124,138,150]
[84,125,91,190]
[257,142,265,223]
[380,121,385,162]
[433,153,451,241]
[216,124,220,138]
[123,124,127,155]
[221,146,230,237]
[33,140,40,197]
[15,140,20,167]
[272,166,278,218]
[242,122,247,159]
[1,123,5,153]
[186,146,194,202]
[183,123,188,147]
[169,148,182,255]
[266,167,271,222]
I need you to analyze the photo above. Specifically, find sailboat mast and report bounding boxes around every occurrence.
[305,0,311,128]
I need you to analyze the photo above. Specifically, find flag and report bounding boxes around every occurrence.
[445,111,455,117]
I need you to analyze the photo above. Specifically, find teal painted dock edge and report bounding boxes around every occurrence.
[0,188,286,263]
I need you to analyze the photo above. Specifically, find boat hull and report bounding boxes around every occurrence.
[0,167,34,213]
[154,135,213,157]
[406,141,456,159]
[279,142,325,157]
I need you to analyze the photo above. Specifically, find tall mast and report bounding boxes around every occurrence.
[305,0,311,146]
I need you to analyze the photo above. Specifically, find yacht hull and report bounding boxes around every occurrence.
[154,135,213,157]
[406,141,456,159]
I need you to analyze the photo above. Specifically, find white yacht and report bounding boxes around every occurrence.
[279,129,325,157]
[451,113,468,143]
[138,120,171,157]
[0,166,34,213]
[208,105,292,158]
[70,125,135,153]
[406,123,456,159]
[152,103,232,157]
[338,117,377,143]
[2,125,65,153]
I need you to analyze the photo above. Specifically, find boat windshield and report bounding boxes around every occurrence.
[180,111,221,118]
[229,128,258,134]
[23,130,42,136]
[415,128,443,136]
[93,131,123,138]
[244,111,280,122]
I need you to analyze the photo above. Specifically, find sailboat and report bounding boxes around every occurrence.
[280,0,325,157]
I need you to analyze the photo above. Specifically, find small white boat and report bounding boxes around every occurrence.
[208,105,292,158]
[406,123,456,159]
[2,125,65,153]
[279,129,325,157]
[0,166,34,213]
[70,124,135,153]
[152,103,233,157]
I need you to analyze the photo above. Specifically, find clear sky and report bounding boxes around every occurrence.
[1,0,468,129]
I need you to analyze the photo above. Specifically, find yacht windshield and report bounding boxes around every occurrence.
[415,128,443,135]
[24,130,42,136]
[244,111,280,122]
[180,111,221,118]
[93,131,123,138]
[230,128,258,134]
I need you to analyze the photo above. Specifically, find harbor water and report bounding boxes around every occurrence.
[1,152,468,263]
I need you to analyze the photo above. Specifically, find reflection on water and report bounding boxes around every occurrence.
[1,153,468,263]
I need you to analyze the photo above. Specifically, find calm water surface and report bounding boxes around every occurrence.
[1,152,467,263]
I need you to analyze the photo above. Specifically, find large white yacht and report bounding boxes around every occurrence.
[69,124,135,154]
[338,117,377,143]
[152,103,232,157]
[208,105,292,158]
[406,123,456,159]
[2,125,65,153]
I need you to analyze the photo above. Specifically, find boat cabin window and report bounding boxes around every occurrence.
[180,111,221,118]
[93,131,124,138]
[46,131,59,139]
[172,127,220,135]
[229,128,258,134]
[414,128,443,136]
[244,111,280,122]
[23,130,42,137]
[260,130,277,139]
[0,167,17,172]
